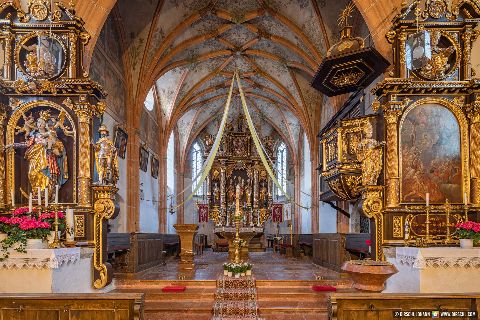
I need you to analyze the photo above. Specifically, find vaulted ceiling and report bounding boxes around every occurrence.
[111,0,369,159]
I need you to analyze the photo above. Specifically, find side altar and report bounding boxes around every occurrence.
[0,2,119,292]
[384,246,480,293]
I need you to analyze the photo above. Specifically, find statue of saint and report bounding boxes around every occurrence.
[356,123,384,187]
[213,182,220,202]
[93,124,119,185]
[227,180,235,204]
[6,110,71,195]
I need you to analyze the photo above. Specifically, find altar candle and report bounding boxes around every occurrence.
[28,193,32,212]
[464,192,468,206]
[44,188,48,207]
[10,189,14,207]
[37,187,41,205]
[54,185,59,204]
[66,208,75,242]
[235,184,240,216]
[426,193,429,206]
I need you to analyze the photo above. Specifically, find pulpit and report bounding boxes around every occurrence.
[174,224,198,276]
[384,247,480,293]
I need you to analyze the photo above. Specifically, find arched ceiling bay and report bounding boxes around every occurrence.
[112,0,369,158]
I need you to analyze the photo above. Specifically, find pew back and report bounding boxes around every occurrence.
[0,293,144,320]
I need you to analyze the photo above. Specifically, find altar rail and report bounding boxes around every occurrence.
[329,293,480,320]
[0,293,144,320]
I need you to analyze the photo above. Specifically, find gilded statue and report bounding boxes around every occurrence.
[93,125,119,185]
[356,123,384,187]
[23,36,59,78]
[213,182,220,202]
[204,134,214,153]
[245,183,252,206]
[227,180,235,203]
[6,110,72,195]
[419,30,456,80]
[259,182,268,206]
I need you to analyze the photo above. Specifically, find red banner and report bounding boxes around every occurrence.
[272,204,283,223]
[198,204,209,223]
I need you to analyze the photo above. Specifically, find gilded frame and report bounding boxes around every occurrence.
[398,97,469,204]
[14,31,68,80]
[6,100,77,205]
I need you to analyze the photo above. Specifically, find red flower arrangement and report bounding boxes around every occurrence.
[455,221,480,244]
[0,207,64,260]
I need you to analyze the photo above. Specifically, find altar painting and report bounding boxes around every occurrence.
[401,104,462,203]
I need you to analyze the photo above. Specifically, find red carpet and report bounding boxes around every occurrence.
[162,285,186,292]
[311,285,336,292]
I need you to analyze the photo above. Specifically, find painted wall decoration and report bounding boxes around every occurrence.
[139,145,149,173]
[114,126,128,159]
[401,103,462,203]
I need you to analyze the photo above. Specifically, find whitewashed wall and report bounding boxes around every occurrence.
[166,133,177,234]
[138,151,159,233]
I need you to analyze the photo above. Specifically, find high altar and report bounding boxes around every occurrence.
[202,117,275,258]
[0,1,118,292]
[318,0,480,292]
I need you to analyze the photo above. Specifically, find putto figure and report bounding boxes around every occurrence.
[93,125,119,185]
[356,123,384,187]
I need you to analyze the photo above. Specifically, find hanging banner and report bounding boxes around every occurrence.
[272,204,283,223]
[198,204,209,223]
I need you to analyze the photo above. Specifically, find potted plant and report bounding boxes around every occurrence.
[246,263,252,276]
[0,207,51,260]
[223,263,229,276]
[455,221,480,248]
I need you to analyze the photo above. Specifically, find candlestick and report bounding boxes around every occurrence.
[55,185,59,204]
[44,188,48,208]
[28,193,32,212]
[10,188,14,207]
[48,205,61,249]
[37,187,41,205]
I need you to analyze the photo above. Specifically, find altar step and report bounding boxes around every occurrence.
[114,278,353,320]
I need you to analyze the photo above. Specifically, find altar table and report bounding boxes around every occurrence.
[384,246,480,293]
[0,247,114,293]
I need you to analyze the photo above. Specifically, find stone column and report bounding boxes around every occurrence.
[0,107,7,208]
[74,98,93,207]
[384,106,402,207]
[174,224,198,277]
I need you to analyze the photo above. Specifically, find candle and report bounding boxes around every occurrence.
[10,188,14,207]
[45,188,48,207]
[55,185,59,204]
[66,208,75,243]
[28,193,32,212]
[464,192,468,206]
[37,187,42,205]
[426,193,429,206]
[235,184,240,216]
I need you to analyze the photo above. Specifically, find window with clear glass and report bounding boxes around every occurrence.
[276,142,287,196]
[192,142,204,196]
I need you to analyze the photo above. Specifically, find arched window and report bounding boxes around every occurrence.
[192,142,204,196]
[144,87,155,111]
[276,142,287,196]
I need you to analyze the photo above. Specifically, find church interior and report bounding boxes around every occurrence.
[1,0,480,319]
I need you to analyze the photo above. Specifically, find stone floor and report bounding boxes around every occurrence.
[117,249,340,281]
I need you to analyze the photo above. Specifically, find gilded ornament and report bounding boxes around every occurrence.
[356,123,384,187]
[393,216,403,238]
[74,214,85,237]
[28,0,49,21]
[93,125,119,185]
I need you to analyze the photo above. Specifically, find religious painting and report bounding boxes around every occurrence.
[401,103,462,203]
[139,146,149,172]
[114,126,128,159]
[151,155,159,179]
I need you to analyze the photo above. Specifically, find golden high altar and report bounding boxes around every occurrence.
[0,1,117,290]
[202,117,275,259]
[319,0,480,260]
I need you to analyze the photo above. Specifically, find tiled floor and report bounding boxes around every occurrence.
[118,249,339,281]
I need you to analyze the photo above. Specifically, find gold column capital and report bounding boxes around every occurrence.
[465,97,480,124]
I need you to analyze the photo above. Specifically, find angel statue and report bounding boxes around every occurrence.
[5,110,72,196]
[93,125,119,185]
[356,123,385,187]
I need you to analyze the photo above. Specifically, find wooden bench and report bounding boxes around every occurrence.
[163,234,180,257]
[329,293,480,320]
[0,293,144,320]
[107,233,131,272]
[345,233,370,259]
[298,234,313,256]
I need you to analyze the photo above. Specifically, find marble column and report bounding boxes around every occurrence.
[174,224,198,277]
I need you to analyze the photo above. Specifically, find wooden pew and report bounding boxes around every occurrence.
[0,293,144,320]
[345,233,370,259]
[298,234,313,256]
[107,233,131,272]
[329,293,480,320]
